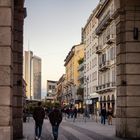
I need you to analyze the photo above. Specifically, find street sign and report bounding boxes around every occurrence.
[86,99,92,104]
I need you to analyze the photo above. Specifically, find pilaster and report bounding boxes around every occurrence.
[0,0,13,140]
[115,0,140,138]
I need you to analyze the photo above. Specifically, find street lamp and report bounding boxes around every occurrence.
[86,77,89,116]
[84,76,89,121]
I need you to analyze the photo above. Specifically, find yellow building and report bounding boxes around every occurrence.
[64,43,84,107]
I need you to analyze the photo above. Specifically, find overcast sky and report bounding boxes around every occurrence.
[24,0,99,94]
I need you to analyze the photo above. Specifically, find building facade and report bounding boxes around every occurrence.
[95,0,116,115]
[32,56,41,99]
[47,80,57,99]
[56,74,66,106]
[23,51,42,100]
[64,43,84,107]
[77,57,84,108]
[0,0,26,139]
[114,0,140,138]
[82,6,100,113]
[23,51,33,99]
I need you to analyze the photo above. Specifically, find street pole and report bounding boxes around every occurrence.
[86,77,89,117]
[84,76,89,122]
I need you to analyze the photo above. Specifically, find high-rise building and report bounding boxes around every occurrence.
[23,51,42,100]
[32,56,41,99]
[23,51,33,99]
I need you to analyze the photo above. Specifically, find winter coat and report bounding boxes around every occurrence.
[33,106,45,123]
[48,109,62,126]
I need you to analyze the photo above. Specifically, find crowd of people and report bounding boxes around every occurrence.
[23,103,114,140]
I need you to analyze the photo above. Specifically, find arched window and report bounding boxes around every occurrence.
[107,95,110,101]
[100,96,102,102]
[103,96,106,101]
[112,94,115,101]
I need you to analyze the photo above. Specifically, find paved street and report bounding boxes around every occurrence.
[20,116,127,140]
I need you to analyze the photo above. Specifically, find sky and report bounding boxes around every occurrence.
[24,0,99,95]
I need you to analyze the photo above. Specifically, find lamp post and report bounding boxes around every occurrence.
[86,77,89,117]
[84,76,89,122]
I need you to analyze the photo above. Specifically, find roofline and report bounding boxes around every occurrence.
[95,0,110,18]
[64,43,83,66]
[82,3,101,32]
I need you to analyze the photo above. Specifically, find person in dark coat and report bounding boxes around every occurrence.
[73,107,78,122]
[48,106,62,140]
[100,106,106,125]
[33,102,45,140]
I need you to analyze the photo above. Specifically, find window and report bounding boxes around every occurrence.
[49,85,51,90]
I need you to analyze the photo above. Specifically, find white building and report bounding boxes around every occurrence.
[95,0,116,114]
[47,80,57,98]
[82,5,100,113]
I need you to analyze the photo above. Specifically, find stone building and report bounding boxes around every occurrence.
[56,74,66,105]
[47,80,57,98]
[95,0,116,115]
[114,0,140,138]
[0,0,26,139]
[0,0,140,139]
[82,5,100,113]
[64,43,84,107]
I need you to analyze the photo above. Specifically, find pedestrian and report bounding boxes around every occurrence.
[23,108,27,122]
[33,102,45,140]
[48,106,62,140]
[107,107,113,125]
[73,107,78,122]
[100,106,106,125]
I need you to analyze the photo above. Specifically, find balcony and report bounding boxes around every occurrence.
[75,95,83,101]
[105,82,116,90]
[96,45,102,54]
[95,11,113,35]
[78,63,84,71]
[99,61,110,71]
[106,34,115,44]
[96,82,116,93]
[78,71,84,80]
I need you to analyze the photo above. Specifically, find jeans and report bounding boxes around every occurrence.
[52,125,59,140]
[101,115,106,124]
[35,122,43,138]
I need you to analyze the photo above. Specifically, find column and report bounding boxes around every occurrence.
[13,0,26,139]
[115,0,140,138]
[0,0,13,139]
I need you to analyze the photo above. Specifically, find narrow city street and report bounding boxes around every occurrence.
[22,116,122,140]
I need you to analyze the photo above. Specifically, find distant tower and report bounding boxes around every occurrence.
[32,56,41,99]
[23,51,33,99]
[23,51,42,100]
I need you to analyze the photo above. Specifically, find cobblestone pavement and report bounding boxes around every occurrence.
[21,116,127,140]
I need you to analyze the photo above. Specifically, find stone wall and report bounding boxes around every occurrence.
[0,0,25,139]
[13,0,25,139]
[115,0,140,138]
[0,0,13,139]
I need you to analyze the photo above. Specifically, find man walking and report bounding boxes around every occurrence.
[48,106,62,140]
[100,106,106,125]
[33,102,45,140]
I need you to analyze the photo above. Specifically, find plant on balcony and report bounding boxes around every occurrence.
[78,57,84,65]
